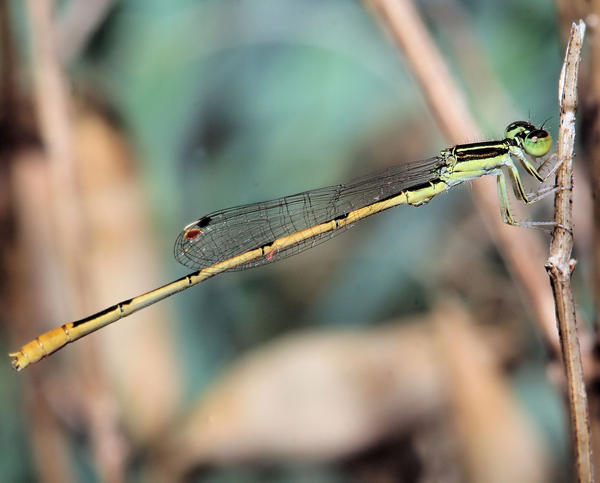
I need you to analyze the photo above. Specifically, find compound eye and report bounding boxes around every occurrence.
[505,121,535,139]
[523,129,552,157]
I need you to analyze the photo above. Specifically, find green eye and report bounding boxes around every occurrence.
[505,121,535,140]
[523,129,552,157]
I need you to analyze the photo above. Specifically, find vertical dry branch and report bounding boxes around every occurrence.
[546,21,593,483]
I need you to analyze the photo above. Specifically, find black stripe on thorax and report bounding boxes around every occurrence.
[452,141,509,161]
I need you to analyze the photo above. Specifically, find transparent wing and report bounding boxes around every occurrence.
[174,156,444,271]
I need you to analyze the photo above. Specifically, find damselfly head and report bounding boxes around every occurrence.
[505,121,552,158]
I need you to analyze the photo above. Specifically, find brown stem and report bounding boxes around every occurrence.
[546,21,593,483]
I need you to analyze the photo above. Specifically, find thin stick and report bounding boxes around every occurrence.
[546,21,593,483]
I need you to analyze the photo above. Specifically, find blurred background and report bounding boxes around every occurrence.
[0,0,594,482]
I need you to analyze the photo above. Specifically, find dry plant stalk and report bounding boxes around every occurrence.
[546,21,593,483]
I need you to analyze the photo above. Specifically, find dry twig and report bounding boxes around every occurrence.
[546,21,593,483]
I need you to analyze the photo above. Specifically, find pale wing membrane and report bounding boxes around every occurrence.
[174,157,444,271]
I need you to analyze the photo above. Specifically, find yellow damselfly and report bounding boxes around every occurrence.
[10,121,555,370]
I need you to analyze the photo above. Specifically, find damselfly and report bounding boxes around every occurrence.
[10,121,555,370]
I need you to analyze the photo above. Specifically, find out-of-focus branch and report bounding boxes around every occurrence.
[590,5,600,329]
[24,1,127,481]
[365,0,477,138]
[25,0,84,272]
[556,1,588,38]
[56,0,115,65]
[364,0,562,355]
[546,21,592,483]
